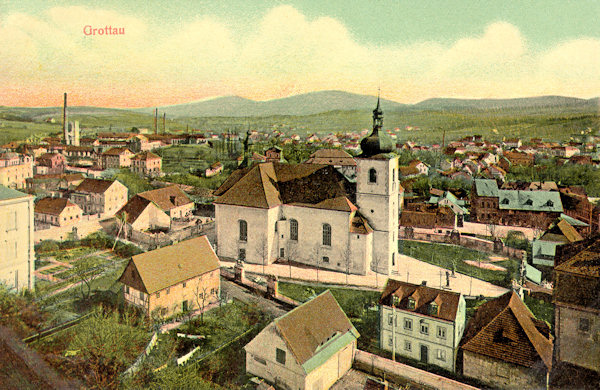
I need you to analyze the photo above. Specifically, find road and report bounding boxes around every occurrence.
[220,279,289,318]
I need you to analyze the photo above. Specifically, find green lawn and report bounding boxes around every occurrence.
[400,240,518,288]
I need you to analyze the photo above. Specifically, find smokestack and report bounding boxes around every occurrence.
[154,108,158,134]
[163,113,166,134]
[63,93,67,133]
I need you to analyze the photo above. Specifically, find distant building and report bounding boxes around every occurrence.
[130,151,162,177]
[553,236,600,375]
[205,162,223,178]
[137,185,194,218]
[264,146,285,163]
[0,186,34,290]
[305,148,357,179]
[118,236,220,317]
[35,153,66,175]
[0,153,34,189]
[245,290,359,390]
[379,280,466,372]
[532,215,585,266]
[460,291,553,389]
[69,178,128,216]
[34,197,83,228]
[101,147,134,169]
[116,195,171,232]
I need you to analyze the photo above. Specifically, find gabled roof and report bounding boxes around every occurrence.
[137,185,193,211]
[350,212,373,234]
[274,291,359,369]
[131,151,160,161]
[116,195,157,224]
[118,236,219,294]
[474,179,499,197]
[379,279,462,322]
[554,237,600,278]
[305,149,357,166]
[461,291,553,370]
[497,190,563,212]
[34,197,79,215]
[214,163,353,211]
[102,147,132,156]
[74,178,118,194]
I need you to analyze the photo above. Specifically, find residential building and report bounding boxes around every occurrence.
[35,152,66,175]
[0,186,34,290]
[305,148,357,179]
[69,178,128,216]
[553,236,600,375]
[137,185,194,218]
[0,153,33,189]
[245,290,359,390]
[427,190,469,227]
[130,151,162,177]
[264,146,285,163]
[379,280,466,372]
[205,162,223,178]
[26,173,85,197]
[34,197,83,228]
[215,98,399,275]
[471,179,563,230]
[532,216,585,266]
[116,195,171,232]
[101,147,134,169]
[460,291,553,389]
[118,236,220,317]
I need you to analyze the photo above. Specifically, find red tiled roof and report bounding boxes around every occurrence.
[131,151,160,161]
[74,178,117,194]
[34,197,79,215]
[461,291,553,370]
[137,185,192,212]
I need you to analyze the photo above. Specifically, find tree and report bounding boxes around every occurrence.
[254,234,269,275]
[194,281,211,325]
[341,245,352,285]
[286,244,300,279]
[74,257,101,300]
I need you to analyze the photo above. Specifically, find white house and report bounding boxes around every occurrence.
[379,279,466,372]
[244,290,359,390]
[214,98,400,275]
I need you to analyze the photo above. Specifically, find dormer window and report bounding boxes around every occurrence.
[524,199,533,206]
[428,302,439,316]
[407,298,416,310]
[392,295,400,306]
[545,200,553,207]
[501,198,509,205]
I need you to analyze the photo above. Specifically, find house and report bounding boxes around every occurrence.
[553,235,600,376]
[215,98,399,276]
[35,152,66,175]
[502,138,522,149]
[379,280,465,372]
[532,215,585,266]
[34,197,83,228]
[471,179,563,230]
[408,159,429,176]
[264,146,285,163]
[460,291,553,389]
[244,290,359,390]
[118,236,220,317]
[130,151,162,177]
[498,152,534,171]
[0,186,34,290]
[205,162,223,178]
[69,178,128,216]
[137,185,194,218]
[116,195,171,232]
[101,147,134,169]
[0,153,34,189]
[304,148,357,179]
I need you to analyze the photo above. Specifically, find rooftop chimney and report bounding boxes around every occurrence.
[421,280,427,286]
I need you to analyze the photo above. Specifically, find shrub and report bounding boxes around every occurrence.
[35,240,60,253]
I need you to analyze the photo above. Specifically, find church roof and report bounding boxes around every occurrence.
[359,97,395,158]
[214,162,355,211]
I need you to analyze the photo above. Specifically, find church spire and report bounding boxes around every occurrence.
[372,89,383,131]
[360,93,392,157]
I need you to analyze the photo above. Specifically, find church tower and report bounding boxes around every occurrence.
[356,96,399,275]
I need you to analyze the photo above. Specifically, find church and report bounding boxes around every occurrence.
[213,98,401,275]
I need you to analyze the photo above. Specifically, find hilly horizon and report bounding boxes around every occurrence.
[2,91,598,120]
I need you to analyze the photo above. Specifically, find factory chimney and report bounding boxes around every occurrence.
[154,108,158,134]
[163,113,166,134]
[63,93,67,134]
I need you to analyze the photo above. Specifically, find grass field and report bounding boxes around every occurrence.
[400,240,518,287]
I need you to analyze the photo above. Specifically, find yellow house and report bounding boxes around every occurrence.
[34,197,83,227]
[118,236,220,317]
[244,291,359,390]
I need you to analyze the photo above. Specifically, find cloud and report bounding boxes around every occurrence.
[0,5,599,106]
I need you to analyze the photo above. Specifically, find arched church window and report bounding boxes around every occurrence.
[290,219,298,241]
[369,168,377,183]
[322,223,331,246]
[239,220,247,241]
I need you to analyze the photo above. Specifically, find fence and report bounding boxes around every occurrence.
[354,350,479,390]
[400,227,526,259]
[124,222,208,250]
[122,331,160,377]
[22,312,93,344]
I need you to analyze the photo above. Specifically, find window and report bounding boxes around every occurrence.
[429,302,439,316]
[407,298,415,310]
[290,219,298,240]
[437,326,446,339]
[239,248,246,260]
[369,168,377,183]
[279,248,285,258]
[404,340,412,351]
[139,291,144,300]
[239,220,247,241]
[579,317,591,333]
[276,348,286,365]
[124,285,130,294]
[436,349,446,361]
[404,318,412,331]
[420,323,429,335]
[322,223,331,246]
[254,355,267,365]
[322,256,329,263]
[392,295,400,306]
[392,252,395,266]
[182,282,187,288]
[388,315,393,326]
[388,336,393,346]
[166,288,170,295]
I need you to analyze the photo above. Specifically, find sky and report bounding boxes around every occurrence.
[1,0,599,107]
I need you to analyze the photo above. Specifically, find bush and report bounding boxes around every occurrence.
[35,240,59,253]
